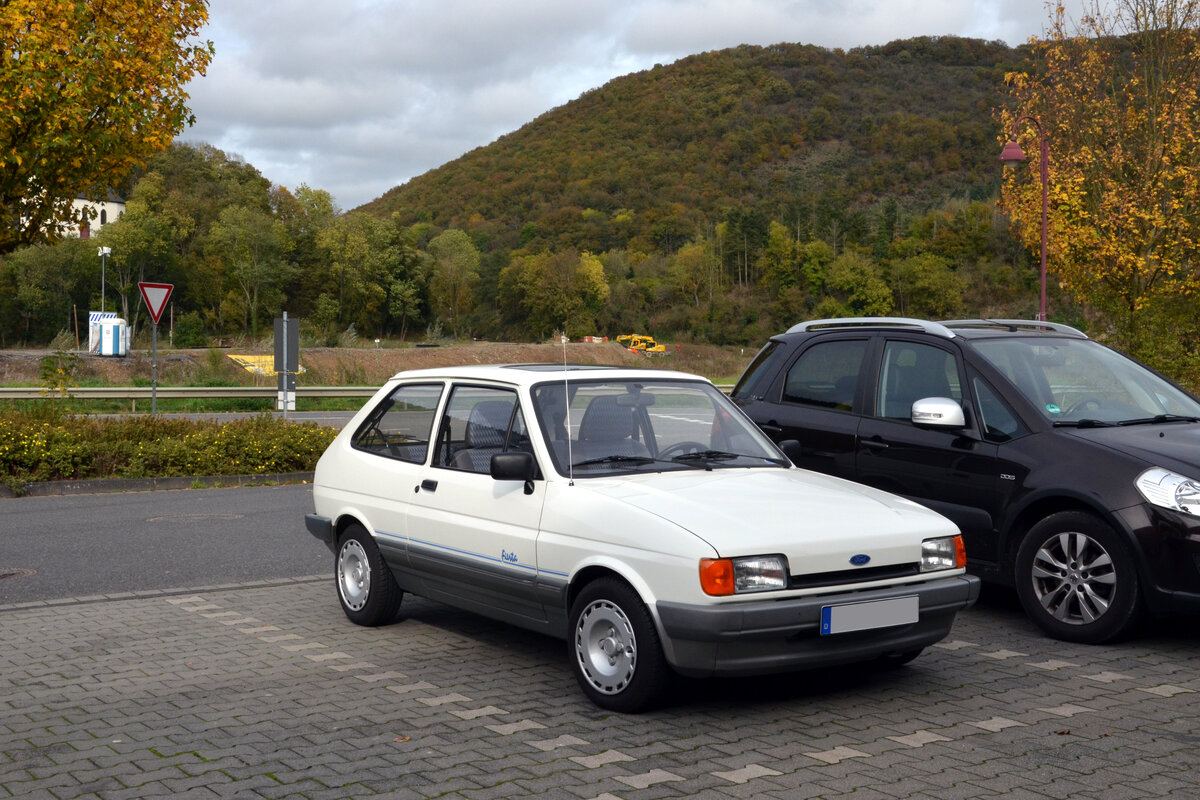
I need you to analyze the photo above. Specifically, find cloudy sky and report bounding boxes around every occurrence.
[180,0,1087,211]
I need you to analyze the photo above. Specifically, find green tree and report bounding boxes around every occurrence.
[813,250,894,318]
[205,205,291,339]
[428,229,481,338]
[0,0,213,253]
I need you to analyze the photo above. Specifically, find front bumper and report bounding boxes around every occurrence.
[655,573,980,678]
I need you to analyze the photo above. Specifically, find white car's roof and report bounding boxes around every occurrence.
[384,363,711,388]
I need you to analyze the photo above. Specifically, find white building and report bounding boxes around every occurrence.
[69,192,125,239]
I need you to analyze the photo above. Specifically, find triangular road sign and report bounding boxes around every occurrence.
[138,282,174,325]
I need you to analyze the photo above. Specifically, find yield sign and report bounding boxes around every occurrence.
[138,282,174,325]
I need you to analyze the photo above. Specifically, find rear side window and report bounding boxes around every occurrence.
[781,339,867,411]
[352,383,443,463]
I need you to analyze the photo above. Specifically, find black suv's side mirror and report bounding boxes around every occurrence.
[778,439,804,466]
[911,397,966,428]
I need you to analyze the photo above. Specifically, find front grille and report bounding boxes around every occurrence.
[790,562,921,590]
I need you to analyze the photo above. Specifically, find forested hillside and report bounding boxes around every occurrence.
[366,37,1022,256]
[1,36,1050,355]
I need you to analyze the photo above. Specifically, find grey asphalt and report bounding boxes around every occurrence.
[0,484,328,603]
[3,488,1200,798]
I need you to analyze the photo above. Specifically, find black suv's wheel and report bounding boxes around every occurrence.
[569,577,669,713]
[336,524,402,626]
[1015,511,1141,644]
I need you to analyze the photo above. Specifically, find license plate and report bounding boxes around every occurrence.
[821,596,919,635]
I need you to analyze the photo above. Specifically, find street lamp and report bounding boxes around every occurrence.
[999,116,1049,321]
[97,246,111,314]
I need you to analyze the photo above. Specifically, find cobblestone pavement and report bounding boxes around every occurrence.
[3,580,1200,799]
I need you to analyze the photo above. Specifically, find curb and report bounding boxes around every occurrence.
[0,471,315,499]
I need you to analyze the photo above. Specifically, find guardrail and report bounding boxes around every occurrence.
[0,386,379,400]
[0,384,735,400]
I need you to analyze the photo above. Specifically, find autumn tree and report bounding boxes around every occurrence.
[1000,0,1200,366]
[0,0,213,254]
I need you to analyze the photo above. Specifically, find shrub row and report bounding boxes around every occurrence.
[0,408,338,486]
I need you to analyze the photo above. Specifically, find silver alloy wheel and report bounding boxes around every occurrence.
[574,598,637,695]
[1030,531,1117,625]
[338,539,371,612]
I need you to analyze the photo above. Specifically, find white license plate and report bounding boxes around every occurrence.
[820,596,919,635]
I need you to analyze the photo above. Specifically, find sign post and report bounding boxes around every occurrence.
[274,313,299,417]
[138,282,174,415]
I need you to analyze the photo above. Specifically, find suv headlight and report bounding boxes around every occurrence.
[921,535,966,572]
[1136,467,1200,516]
[699,555,788,596]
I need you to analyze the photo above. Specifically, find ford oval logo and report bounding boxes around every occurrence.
[850,554,871,566]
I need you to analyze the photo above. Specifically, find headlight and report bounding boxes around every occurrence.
[921,535,966,572]
[1136,467,1200,516]
[699,555,788,596]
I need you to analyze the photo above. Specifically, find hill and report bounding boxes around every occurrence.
[362,36,1026,255]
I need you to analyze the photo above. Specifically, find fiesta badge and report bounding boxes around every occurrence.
[849,554,871,566]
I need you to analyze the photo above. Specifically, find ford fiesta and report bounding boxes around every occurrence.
[305,364,980,711]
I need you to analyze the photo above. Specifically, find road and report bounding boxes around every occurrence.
[0,483,328,603]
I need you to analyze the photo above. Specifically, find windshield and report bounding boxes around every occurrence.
[531,378,787,476]
[972,337,1200,425]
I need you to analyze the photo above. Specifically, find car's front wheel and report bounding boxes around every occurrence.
[336,524,402,626]
[569,577,669,713]
[1015,511,1141,644]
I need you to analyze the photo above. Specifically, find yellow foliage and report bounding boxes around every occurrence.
[0,0,213,253]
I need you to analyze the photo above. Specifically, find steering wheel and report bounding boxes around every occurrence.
[1064,397,1103,416]
[658,441,707,459]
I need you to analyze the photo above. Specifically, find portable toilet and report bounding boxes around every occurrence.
[98,318,129,356]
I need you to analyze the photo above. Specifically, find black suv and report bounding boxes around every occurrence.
[732,317,1200,644]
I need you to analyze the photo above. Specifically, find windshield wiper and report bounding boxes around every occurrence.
[1052,418,1113,428]
[1116,414,1200,426]
[570,454,705,471]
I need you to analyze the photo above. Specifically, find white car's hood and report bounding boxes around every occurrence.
[579,467,957,575]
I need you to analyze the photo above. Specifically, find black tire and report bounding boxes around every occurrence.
[1014,511,1141,644]
[335,523,402,626]
[569,577,669,713]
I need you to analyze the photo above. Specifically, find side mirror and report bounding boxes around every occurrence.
[778,439,804,466]
[911,397,966,428]
[491,451,536,494]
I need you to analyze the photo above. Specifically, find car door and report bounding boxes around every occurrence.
[405,383,550,628]
[854,338,1002,564]
[753,336,869,479]
[344,381,444,569]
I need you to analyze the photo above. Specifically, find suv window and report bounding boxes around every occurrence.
[876,341,962,419]
[781,339,866,411]
[351,383,443,463]
[732,341,783,398]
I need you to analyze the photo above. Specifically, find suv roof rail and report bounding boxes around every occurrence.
[786,317,956,338]
[940,319,1088,338]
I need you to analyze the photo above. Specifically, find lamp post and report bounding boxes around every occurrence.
[97,246,112,314]
[999,116,1049,321]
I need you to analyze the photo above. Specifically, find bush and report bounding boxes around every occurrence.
[0,410,337,488]
[173,311,208,348]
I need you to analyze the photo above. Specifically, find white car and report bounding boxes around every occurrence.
[305,364,980,712]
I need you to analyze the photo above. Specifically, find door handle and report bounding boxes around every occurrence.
[861,438,889,451]
[760,421,783,434]
[420,479,438,492]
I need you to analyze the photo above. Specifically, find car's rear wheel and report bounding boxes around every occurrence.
[336,523,402,626]
[1015,511,1140,644]
[569,577,668,713]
